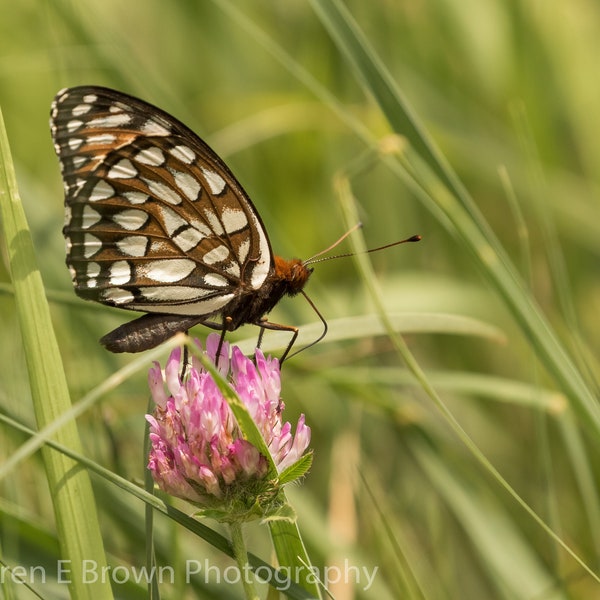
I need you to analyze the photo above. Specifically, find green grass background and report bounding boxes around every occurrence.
[1,0,600,598]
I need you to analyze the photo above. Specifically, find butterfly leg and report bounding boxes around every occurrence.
[214,321,231,369]
[199,317,232,368]
[256,324,266,350]
[181,343,190,379]
[254,320,300,363]
[248,324,269,366]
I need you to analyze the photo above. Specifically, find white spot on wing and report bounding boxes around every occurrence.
[108,159,137,179]
[72,103,91,116]
[68,138,84,151]
[83,94,98,103]
[87,262,101,278]
[110,102,130,112]
[201,167,227,194]
[117,235,149,257]
[81,206,101,229]
[83,234,102,258]
[128,293,234,315]
[174,171,201,201]
[86,262,100,287]
[248,211,270,289]
[144,258,196,283]
[237,239,250,263]
[203,273,229,287]
[73,178,86,194]
[103,288,134,305]
[203,210,224,235]
[158,205,187,235]
[144,179,182,205]
[138,286,214,302]
[110,261,132,285]
[135,146,165,166]
[113,209,149,231]
[72,156,87,169]
[221,208,248,234]
[88,133,117,145]
[173,227,204,252]
[189,218,212,237]
[89,180,115,201]
[224,262,241,278]
[169,145,195,163]
[89,113,132,128]
[67,120,83,132]
[141,119,170,136]
[203,245,229,265]
[123,191,149,204]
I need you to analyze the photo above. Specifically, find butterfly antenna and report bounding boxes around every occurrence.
[304,227,421,267]
[302,223,364,265]
[287,228,421,359]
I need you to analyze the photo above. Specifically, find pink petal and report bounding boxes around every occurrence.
[165,347,182,396]
[148,363,168,408]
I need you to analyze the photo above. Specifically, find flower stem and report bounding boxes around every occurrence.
[229,522,259,600]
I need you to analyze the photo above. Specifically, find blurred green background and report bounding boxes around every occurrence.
[2,0,600,598]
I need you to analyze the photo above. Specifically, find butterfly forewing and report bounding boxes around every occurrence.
[51,86,273,320]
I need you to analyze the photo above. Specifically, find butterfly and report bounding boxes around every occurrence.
[50,86,314,359]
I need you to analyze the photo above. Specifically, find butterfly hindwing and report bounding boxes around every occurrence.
[51,86,273,320]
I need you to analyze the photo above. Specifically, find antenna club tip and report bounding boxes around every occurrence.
[408,234,422,242]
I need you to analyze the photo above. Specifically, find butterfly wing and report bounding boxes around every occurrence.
[50,86,274,324]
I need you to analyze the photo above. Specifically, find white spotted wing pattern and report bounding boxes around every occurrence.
[50,86,312,354]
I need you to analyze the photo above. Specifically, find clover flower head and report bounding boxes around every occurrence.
[146,334,311,520]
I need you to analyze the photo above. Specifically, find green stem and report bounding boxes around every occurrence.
[229,522,259,600]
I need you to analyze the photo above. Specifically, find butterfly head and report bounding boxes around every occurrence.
[273,256,313,297]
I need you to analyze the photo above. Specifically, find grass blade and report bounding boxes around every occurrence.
[0,106,114,599]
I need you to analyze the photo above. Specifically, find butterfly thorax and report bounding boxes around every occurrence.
[223,256,312,330]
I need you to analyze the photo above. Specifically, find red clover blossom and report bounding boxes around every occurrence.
[146,334,311,520]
